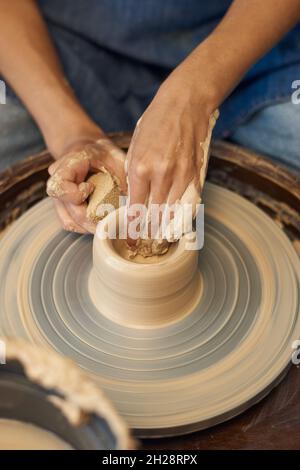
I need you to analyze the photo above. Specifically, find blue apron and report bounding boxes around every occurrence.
[13,0,300,137]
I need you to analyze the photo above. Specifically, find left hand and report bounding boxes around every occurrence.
[47,137,127,234]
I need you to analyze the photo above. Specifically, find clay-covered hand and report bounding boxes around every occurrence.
[47,138,127,234]
[126,65,218,241]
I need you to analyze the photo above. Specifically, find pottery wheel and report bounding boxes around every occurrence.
[0,182,299,437]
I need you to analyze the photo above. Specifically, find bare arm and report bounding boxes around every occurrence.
[0,0,102,157]
[0,0,126,233]
[127,0,300,211]
[1,1,299,232]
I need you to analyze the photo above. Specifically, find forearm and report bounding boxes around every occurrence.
[0,0,103,157]
[174,0,300,111]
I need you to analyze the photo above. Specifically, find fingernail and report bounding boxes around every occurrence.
[46,176,65,198]
[79,182,94,200]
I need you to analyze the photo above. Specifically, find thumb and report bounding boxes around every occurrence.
[78,181,95,201]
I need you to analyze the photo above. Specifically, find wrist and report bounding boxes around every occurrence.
[160,58,220,119]
[32,83,104,158]
[44,108,105,159]
[165,31,244,115]
[184,32,247,108]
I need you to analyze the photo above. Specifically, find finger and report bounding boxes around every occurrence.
[92,139,126,167]
[147,177,172,239]
[167,170,193,206]
[164,178,201,241]
[126,168,150,245]
[62,151,90,183]
[101,151,127,193]
[149,171,172,205]
[90,140,128,192]
[65,202,97,234]
[47,176,94,205]
[47,164,94,204]
[53,200,87,234]
[48,160,60,176]
[196,143,208,193]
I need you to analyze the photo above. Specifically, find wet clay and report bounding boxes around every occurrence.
[112,238,177,264]
[87,171,121,224]
[0,419,72,450]
[4,338,134,449]
[92,208,200,328]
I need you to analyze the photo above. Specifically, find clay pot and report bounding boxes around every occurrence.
[90,206,201,328]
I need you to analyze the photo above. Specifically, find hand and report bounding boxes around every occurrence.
[126,63,217,239]
[47,137,127,234]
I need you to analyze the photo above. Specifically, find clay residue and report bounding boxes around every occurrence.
[127,238,170,259]
[88,111,219,259]
[4,338,135,450]
[87,171,121,223]
[124,109,219,258]
[293,239,300,256]
[113,237,176,264]
[46,173,65,198]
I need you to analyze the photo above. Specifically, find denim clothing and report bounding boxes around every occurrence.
[231,101,300,172]
[0,99,45,170]
[1,1,299,171]
[0,98,299,173]
[4,0,300,137]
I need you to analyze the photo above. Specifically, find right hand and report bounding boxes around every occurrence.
[46,137,127,234]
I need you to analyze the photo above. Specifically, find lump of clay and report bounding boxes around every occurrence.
[86,172,169,259]
[87,171,121,223]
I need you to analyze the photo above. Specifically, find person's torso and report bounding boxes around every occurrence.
[37,0,232,67]
[35,0,300,135]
